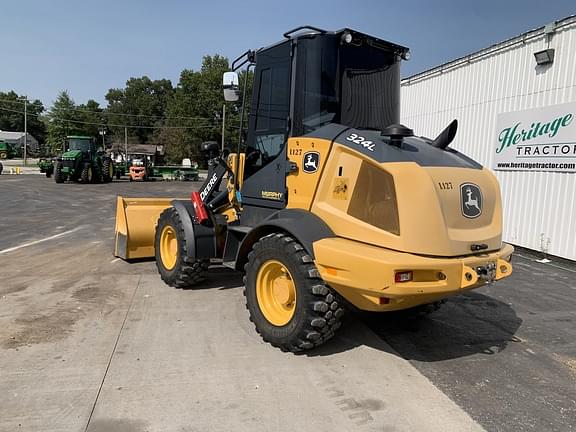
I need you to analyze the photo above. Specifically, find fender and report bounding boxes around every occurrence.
[171,200,217,259]
[235,209,335,270]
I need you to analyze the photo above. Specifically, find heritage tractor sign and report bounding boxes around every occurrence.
[493,102,576,173]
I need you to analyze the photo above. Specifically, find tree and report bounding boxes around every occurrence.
[46,91,80,152]
[154,127,190,164]
[162,55,250,164]
[105,76,174,144]
[45,92,109,153]
[0,90,47,154]
[77,99,107,147]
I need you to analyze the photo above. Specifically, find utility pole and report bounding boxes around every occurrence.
[99,128,106,148]
[221,104,226,152]
[124,127,128,160]
[23,96,27,165]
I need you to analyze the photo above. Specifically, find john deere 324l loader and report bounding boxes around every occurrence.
[115,26,513,352]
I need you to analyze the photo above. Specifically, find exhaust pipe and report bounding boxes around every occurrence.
[431,119,458,149]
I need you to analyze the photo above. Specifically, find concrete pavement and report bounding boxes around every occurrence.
[1,176,574,431]
[0,177,483,432]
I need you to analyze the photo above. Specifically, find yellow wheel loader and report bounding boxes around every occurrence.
[115,26,513,352]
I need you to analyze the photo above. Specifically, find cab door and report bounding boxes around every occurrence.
[240,41,292,223]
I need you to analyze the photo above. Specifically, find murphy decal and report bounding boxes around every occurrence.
[493,102,576,173]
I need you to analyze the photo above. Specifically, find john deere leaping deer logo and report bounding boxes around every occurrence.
[460,183,482,218]
[302,151,320,173]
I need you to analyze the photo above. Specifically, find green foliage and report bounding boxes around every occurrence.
[77,99,106,142]
[3,52,255,161]
[0,90,47,155]
[162,54,253,165]
[46,92,108,153]
[46,91,79,153]
[105,76,174,145]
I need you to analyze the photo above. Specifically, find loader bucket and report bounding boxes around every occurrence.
[114,196,175,260]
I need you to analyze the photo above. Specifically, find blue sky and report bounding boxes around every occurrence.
[2,0,574,107]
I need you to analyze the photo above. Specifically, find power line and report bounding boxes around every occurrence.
[0,106,221,130]
[0,97,222,121]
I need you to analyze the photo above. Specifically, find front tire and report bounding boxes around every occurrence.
[81,164,93,183]
[154,207,207,287]
[244,233,344,353]
[54,162,64,183]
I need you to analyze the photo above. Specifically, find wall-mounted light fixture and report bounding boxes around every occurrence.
[534,48,555,65]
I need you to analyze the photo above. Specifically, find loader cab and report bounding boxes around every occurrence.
[231,27,409,225]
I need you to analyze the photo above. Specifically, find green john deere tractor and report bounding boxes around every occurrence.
[54,136,114,184]
[0,140,15,159]
[38,158,55,177]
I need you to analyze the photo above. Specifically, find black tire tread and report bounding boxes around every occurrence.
[80,164,92,183]
[154,207,207,288]
[54,162,64,183]
[102,158,113,183]
[244,232,344,353]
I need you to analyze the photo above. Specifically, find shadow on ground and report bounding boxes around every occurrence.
[169,265,522,361]
[177,266,244,291]
[360,292,523,362]
[298,291,521,360]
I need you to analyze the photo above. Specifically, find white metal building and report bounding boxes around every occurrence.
[401,15,576,260]
[0,130,39,153]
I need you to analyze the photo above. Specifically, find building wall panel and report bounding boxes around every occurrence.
[401,17,576,259]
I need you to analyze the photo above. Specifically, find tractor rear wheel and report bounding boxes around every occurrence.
[81,164,93,183]
[244,233,344,352]
[154,207,207,287]
[102,159,114,183]
[54,162,64,183]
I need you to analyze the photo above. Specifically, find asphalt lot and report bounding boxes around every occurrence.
[0,175,574,432]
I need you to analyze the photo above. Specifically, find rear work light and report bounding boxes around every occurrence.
[191,191,209,224]
[395,271,413,283]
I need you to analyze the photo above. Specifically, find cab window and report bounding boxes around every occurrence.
[244,42,291,179]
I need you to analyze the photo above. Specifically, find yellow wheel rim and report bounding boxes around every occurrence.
[108,164,114,177]
[256,260,297,326]
[160,225,178,270]
[88,167,92,182]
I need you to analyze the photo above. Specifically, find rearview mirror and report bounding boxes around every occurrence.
[223,72,239,102]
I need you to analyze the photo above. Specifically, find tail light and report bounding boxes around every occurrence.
[191,191,209,224]
[395,271,413,283]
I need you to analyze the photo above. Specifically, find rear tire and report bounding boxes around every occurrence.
[102,159,114,183]
[54,162,64,183]
[154,207,207,287]
[244,233,344,353]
